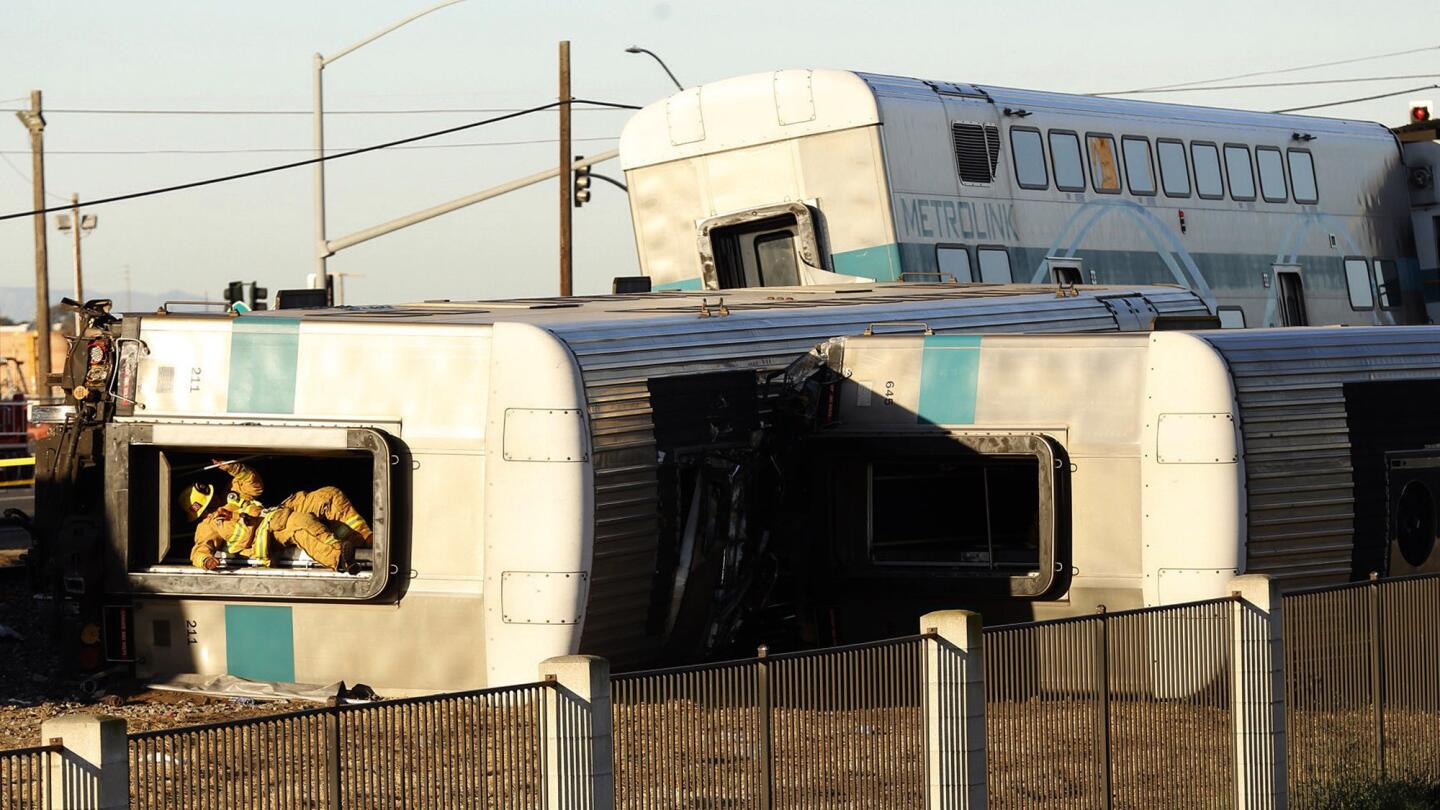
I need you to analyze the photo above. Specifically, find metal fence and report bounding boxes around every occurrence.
[128,682,549,809]
[984,597,1259,810]
[0,400,29,488]
[610,635,929,809]
[0,744,55,810]
[1283,571,1440,805]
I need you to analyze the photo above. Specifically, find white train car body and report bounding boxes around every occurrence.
[790,327,1440,630]
[96,284,1206,692]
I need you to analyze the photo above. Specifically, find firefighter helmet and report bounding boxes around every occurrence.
[178,482,215,521]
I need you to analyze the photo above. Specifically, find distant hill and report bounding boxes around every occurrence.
[0,287,206,323]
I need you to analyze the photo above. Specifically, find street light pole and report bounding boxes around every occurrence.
[311,0,468,296]
[624,46,685,92]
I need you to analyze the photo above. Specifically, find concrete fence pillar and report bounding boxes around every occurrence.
[539,654,614,810]
[1230,574,1288,810]
[39,713,128,810]
[920,609,988,810]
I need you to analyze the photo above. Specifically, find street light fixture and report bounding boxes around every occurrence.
[313,0,468,296]
[624,46,685,92]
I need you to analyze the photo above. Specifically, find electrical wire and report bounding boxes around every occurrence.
[0,98,637,222]
[1097,73,1440,96]
[0,152,72,202]
[1092,43,1440,96]
[0,135,619,156]
[0,104,631,116]
[1271,83,1440,114]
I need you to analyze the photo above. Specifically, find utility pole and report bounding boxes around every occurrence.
[558,40,573,297]
[57,194,95,334]
[15,90,51,396]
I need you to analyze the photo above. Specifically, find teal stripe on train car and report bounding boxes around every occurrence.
[653,277,704,291]
[832,243,902,281]
[224,605,295,683]
[226,317,300,414]
[917,335,981,425]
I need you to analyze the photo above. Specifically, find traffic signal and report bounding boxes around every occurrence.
[573,156,591,207]
[249,283,268,311]
[224,281,245,307]
[1410,100,1433,125]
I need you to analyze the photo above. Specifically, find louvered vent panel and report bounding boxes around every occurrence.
[951,122,1000,185]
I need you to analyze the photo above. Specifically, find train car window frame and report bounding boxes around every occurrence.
[936,244,975,283]
[1255,146,1288,203]
[1217,306,1246,328]
[1287,148,1319,204]
[1156,138,1191,198]
[1120,136,1157,196]
[1343,256,1375,311]
[1373,258,1402,309]
[1085,132,1122,194]
[1008,126,1049,190]
[976,245,1014,284]
[1191,141,1225,200]
[1048,129,1086,192]
[1223,143,1257,202]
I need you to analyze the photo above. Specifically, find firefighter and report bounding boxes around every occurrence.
[179,461,372,574]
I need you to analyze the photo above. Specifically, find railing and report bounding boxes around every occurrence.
[1283,571,1440,806]
[984,597,1265,810]
[0,400,30,488]
[0,744,56,810]
[128,682,549,809]
[610,635,929,809]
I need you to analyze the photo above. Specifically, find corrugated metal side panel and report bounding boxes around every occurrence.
[562,290,1209,665]
[1201,328,1440,590]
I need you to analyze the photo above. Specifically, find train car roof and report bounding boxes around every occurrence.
[142,283,1206,331]
[621,68,1394,170]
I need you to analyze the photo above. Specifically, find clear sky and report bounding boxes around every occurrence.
[0,0,1434,307]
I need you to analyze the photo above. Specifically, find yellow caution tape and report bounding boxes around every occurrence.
[0,457,35,468]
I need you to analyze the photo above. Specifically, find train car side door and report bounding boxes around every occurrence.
[1273,264,1309,326]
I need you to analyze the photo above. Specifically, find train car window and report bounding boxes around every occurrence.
[1009,127,1048,189]
[936,245,974,282]
[951,122,1001,185]
[869,458,1040,569]
[1157,138,1190,197]
[1373,259,1401,309]
[1288,149,1318,203]
[1217,307,1246,328]
[1223,144,1256,201]
[1191,142,1224,199]
[1085,133,1122,193]
[1048,130,1085,191]
[977,246,1013,284]
[1121,136,1156,195]
[1344,257,1374,310]
[1256,147,1288,203]
[752,231,801,286]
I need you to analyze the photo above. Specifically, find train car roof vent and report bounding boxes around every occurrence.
[951,122,1001,185]
[925,80,989,100]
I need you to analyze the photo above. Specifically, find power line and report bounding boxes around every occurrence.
[0,152,70,202]
[1271,83,1440,114]
[1097,73,1440,96]
[0,104,631,116]
[1093,43,1440,96]
[0,135,619,156]
[0,98,637,222]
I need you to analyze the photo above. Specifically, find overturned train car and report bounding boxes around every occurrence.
[777,325,1440,639]
[34,284,1206,691]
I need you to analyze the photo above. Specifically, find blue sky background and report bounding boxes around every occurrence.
[0,0,1433,307]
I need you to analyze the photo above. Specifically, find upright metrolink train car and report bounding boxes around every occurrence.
[775,325,1440,638]
[619,69,1427,328]
[35,284,1207,692]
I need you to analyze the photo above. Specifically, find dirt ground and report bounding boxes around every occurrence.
[0,504,299,752]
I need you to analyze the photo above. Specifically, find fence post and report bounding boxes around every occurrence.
[756,645,774,810]
[1230,574,1288,810]
[539,655,614,810]
[39,713,128,810]
[920,610,987,810]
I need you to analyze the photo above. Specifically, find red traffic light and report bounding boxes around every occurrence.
[1412,105,1432,123]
